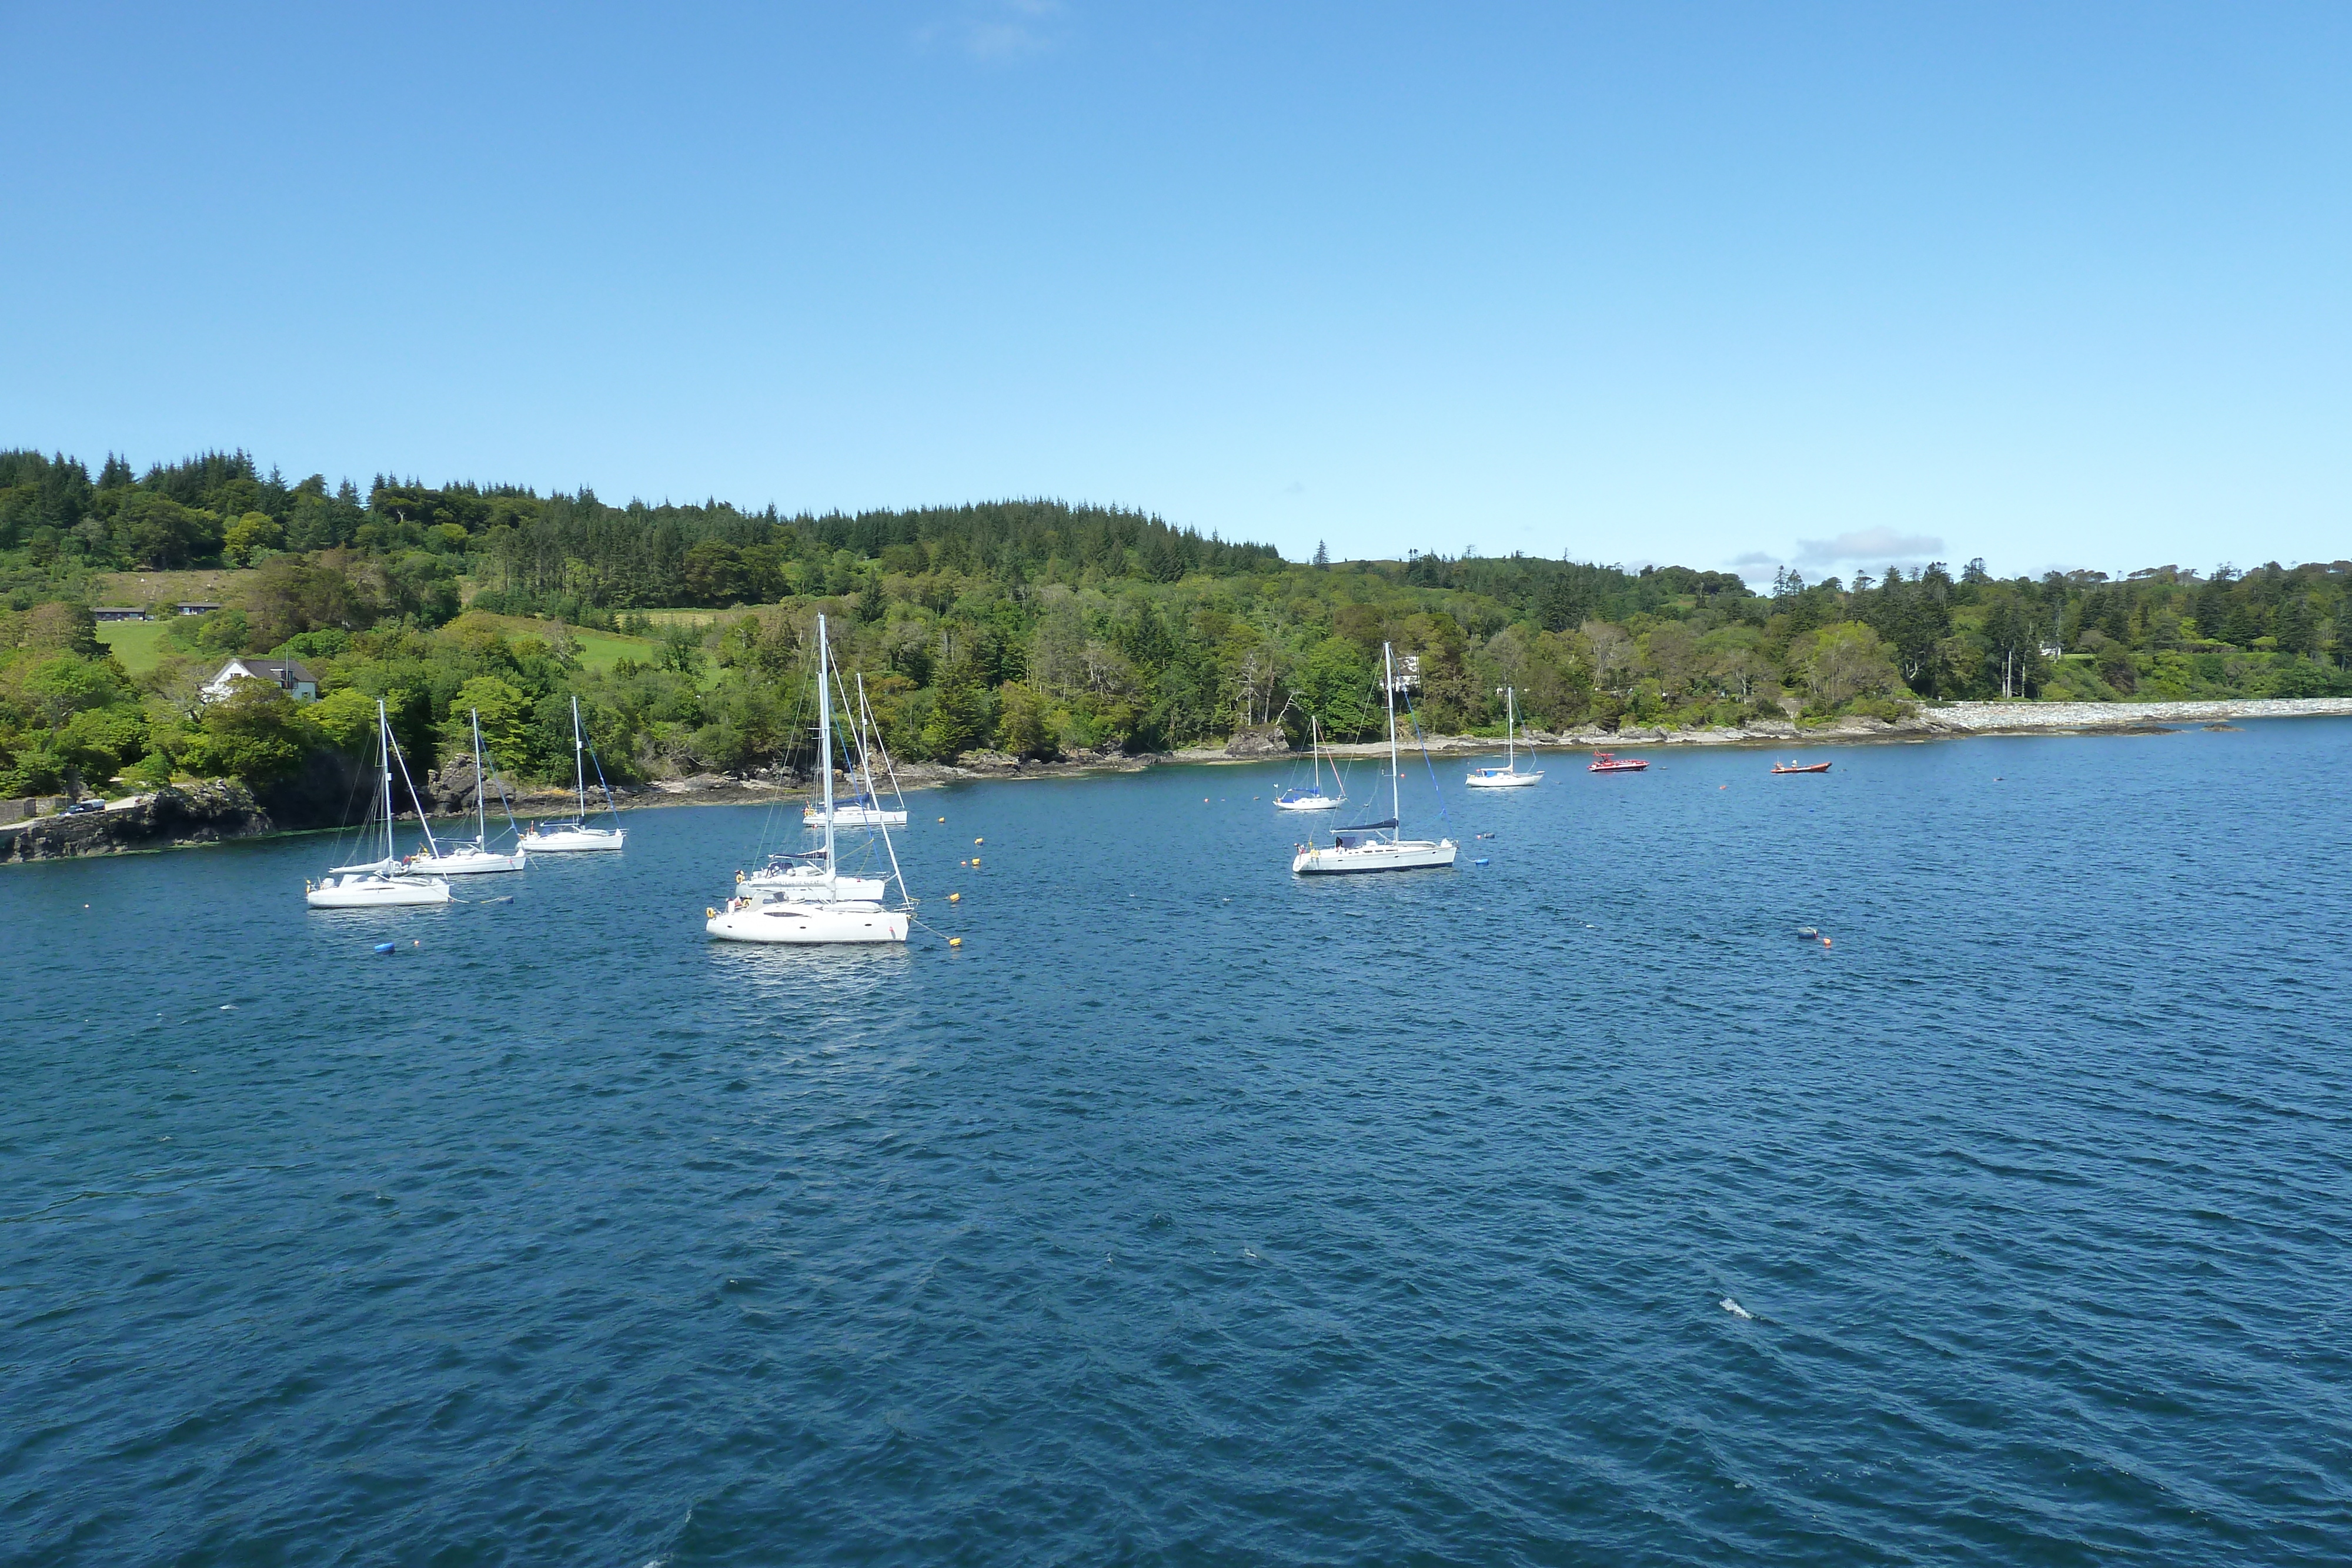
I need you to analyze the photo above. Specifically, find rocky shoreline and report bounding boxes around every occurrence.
[7,697,2346,863]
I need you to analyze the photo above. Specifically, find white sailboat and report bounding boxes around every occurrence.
[306,700,453,908]
[709,614,912,945]
[1273,714,1347,812]
[523,695,626,852]
[804,672,910,827]
[1466,687,1544,789]
[411,708,527,873]
[1292,644,1458,875]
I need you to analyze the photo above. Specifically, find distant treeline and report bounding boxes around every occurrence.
[2,442,2348,802]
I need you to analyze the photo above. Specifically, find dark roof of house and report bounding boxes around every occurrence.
[215,657,317,684]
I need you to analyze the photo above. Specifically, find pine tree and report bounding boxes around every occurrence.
[1314,540,1329,567]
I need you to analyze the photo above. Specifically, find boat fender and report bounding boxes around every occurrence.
[735,870,744,882]
[373,942,396,954]
[948,937,963,947]
[706,907,716,918]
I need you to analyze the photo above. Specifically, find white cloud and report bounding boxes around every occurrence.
[1792,527,1944,567]
[917,0,1067,62]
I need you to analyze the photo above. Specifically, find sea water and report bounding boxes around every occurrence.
[5,721,2350,1563]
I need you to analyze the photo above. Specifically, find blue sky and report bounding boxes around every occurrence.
[4,2,2346,581]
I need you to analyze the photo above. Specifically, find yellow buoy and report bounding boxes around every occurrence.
[948,937,963,948]
[975,837,983,844]
[948,892,960,902]
[938,816,946,823]
[971,857,981,867]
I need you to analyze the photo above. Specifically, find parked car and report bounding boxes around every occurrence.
[62,798,107,815]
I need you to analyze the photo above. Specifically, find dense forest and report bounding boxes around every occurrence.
[2,444,2347,800]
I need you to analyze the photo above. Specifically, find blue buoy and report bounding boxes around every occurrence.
[373,942,396,954]
[1473,857,1491,865]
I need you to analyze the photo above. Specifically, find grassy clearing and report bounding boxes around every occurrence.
[91,569,256,609]
[447,611,659,674]
[95,620,172,674]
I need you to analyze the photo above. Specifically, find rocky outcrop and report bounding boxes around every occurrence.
[1224,724,1292,757]
[0,783,276,862]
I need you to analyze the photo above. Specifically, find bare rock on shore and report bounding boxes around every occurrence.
[1224,724,1292,757]
[0,782,273,862]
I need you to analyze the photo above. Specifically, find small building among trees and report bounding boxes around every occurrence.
[202,657,318,703]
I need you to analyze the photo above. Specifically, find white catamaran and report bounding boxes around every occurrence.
[523,695,626,852]
[709,614,912,944]
[306,699,454,908]
[1273,713,1347,812]
[1291,644,1458,875]
[1466,686,1544,789]
[411,708,527,873]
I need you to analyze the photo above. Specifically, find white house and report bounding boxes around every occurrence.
[203,657,319,703]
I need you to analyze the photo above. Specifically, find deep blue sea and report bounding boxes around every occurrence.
[5,721,2351,1565]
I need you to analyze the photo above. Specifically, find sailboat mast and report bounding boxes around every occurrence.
[817,614,836,884]
[1310,714,1321,791]
[1385,642,1401,826]
[570,694,587,817]
[472,708,487,841]
[1506,687,1515,770]
[377,700,395,865]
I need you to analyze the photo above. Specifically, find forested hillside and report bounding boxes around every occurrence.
[2,444,2347,800]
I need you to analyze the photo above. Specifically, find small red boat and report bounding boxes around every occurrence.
[1770,760,1832,774]
[1588,751,1649,773]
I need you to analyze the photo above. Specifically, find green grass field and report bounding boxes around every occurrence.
[94,620,172,674]
[96,614,657,679]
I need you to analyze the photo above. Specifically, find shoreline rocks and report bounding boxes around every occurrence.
[10,697,2345,864]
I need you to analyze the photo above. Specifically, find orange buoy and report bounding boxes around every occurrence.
[1822,937,1832,947]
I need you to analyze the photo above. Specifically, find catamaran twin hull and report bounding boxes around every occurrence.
[307,872,452,908]
[524,824,626,851]
[707,900,909,944]
[1291,838,1459,875]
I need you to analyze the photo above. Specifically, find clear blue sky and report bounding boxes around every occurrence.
[5,2,2346,582]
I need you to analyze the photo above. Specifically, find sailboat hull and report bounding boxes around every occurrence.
[524,826,626,851]
[1291,838,1458,875]
[306,874,452,907]
[707,902,909,944]
[739,872,888,902]
[1465,770,1544,788]
[803,806,909,827]
[414,848,526,874]
[1274,794,1342,811]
